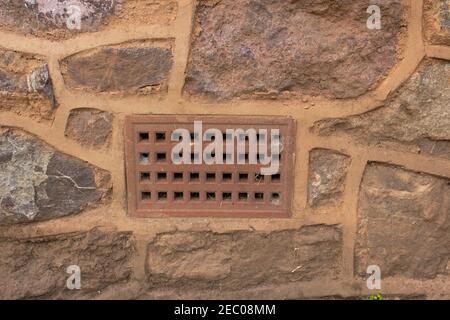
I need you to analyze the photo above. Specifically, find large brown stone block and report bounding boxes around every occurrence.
[147,225,343,290]
[355,163,450,279]
[312,59,450,160]
[0,0,177,39]
[185,0,405,100]
[61,42,173,94]
[0,228,134,299]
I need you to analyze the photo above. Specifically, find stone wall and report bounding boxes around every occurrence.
[0,0,449,299]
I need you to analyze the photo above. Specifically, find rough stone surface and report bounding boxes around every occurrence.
[424,0,450,45]
[0,48,56,121]
[308,149,351,207]
[0,228,134,299]
[147,225,343,290]
[0,0,177,39]
[355,163,450,279]
[65,108,113,148]
[312,59,450,159]
[61,43,173,94]
[0,129,111,225]
[185,0,405,100]
[0,0,448,301]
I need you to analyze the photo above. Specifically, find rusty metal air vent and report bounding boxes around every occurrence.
[124,115,296,218]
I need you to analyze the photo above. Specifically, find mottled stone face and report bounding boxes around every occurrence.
[65,109,113,149]
[60,44,174,94]
[440,0,450,29]
[28,0,118,22]
[355,163,450,279]
[312,59,450,160]
[185,0,405,100]
[147,226,343,289]
[0,229,133,299]
[0,0,177,39]
[425,0,450,45]
[18,0,119,30]
[0,129,111,225]
[307,149,351,208]
[0,49,56,121]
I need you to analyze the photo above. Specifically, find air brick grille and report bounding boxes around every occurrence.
[125,115,296,217]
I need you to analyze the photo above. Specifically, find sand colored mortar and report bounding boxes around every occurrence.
[0,0,449,297]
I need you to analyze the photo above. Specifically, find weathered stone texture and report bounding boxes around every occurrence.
[112,0,177,28]
[61,43,173,94]
[0,129,111,225]
[147,225,343,290]
[0,48,56,121]
[0,0,177,39]
[355,163,450,279]
[0,228,134,299]
[312,59,450,159]
[308,149,351,207]
[424,0,450,45]
[185,0,405,100]
[65,108,113,148]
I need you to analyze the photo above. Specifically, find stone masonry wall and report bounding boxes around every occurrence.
[0,0,449,299]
